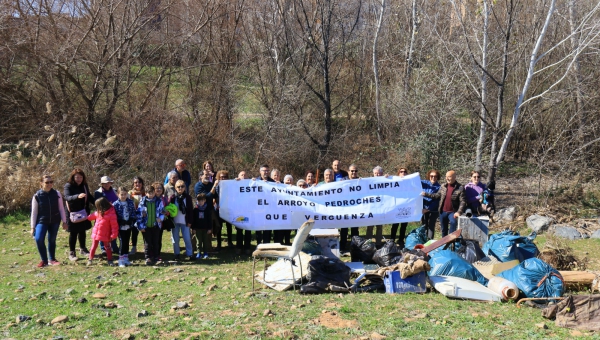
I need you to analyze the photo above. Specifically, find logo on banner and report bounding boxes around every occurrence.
[235,216,249,223]
[396,207,413,219]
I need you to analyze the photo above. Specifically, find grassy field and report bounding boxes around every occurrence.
[1,214,599,340]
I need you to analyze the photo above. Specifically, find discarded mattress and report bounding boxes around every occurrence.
[429,275,502,302]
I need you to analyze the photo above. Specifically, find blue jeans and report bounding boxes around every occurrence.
[439,211,458,237]
[172,223,193,256]
[34,222,60,262]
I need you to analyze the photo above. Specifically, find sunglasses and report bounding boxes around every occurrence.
[44,181,54,184]
[176,185,185,189]
[399,170,407,173]
[350,170,357,172]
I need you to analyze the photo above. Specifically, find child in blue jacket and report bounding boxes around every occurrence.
[113,187,136,267]
[137,185,164,265]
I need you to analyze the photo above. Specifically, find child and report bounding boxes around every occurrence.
[152,182,169,262]
[192,193,213,259]
[113,187,136,267]
[87,197,119,266]
[136,185,164,265]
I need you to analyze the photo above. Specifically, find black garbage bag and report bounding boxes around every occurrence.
[372,240,402,267]
[350,236,376,263]
[306,255,351,288]
[456,239,486,264]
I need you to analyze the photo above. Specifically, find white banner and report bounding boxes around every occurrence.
[219,173,423,230]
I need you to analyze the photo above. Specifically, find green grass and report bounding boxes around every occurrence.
[0,217,596,339]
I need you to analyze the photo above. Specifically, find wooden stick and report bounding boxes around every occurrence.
[559,271,596,287]
[516,297,564,308]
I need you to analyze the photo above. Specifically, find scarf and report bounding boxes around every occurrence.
[177,194,186,215]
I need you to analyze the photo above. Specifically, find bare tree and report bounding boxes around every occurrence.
[279,0,364,158]
[373,0,385,145]
[491,0,600,181]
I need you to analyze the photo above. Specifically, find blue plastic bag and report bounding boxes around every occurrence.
[404,225,428,249]
[428,250,488,286]
[497,258,564,298]
[482,230,539,262]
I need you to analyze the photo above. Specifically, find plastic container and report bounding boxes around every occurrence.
[487,276,519,300]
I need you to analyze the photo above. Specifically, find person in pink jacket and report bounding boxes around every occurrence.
[86,197,119,266]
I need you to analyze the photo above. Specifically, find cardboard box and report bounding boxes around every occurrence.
[473,257,519,279]
[383,271,427,294]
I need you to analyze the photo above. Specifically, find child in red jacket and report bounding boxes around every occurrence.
[87,197,119,266]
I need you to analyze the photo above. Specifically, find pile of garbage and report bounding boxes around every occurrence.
[260,223,600,331]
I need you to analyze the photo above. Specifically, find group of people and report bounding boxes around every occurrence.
[30,158,495,268]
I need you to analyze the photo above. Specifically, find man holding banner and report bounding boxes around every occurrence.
[254,164,275,244]
[366,166,385,247]
[339,164,360,252]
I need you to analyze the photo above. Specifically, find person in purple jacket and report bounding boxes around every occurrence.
[464,171,493,216]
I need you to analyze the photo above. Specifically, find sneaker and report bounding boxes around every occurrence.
[86,260,93,266]
[107,260,115,267]
[101,250,107,257]
[129,246,137,255]
[196,253,201,259]
[68,251,77,262]
[123,255,131,266]
[187,256,196,261]
[145,259,153,266]
[154,258,162,263]
[49,260,61,266]
[37,261,48,268]
[118,257,126,268]
[203,253,209,259]
[174,254,180,261]
[79,248,90,255]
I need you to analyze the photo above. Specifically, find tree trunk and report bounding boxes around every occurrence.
[475,0,489,172]
[491,0,556,181]
[404,0,417,93]
[568,0,586,145]
[373,0,385,145]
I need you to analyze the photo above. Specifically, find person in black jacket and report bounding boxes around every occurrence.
[31,175,68,267]
[63,168,96,261]
[254,164,275,245]
[192,193,213,259]
[194,170,219,251]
